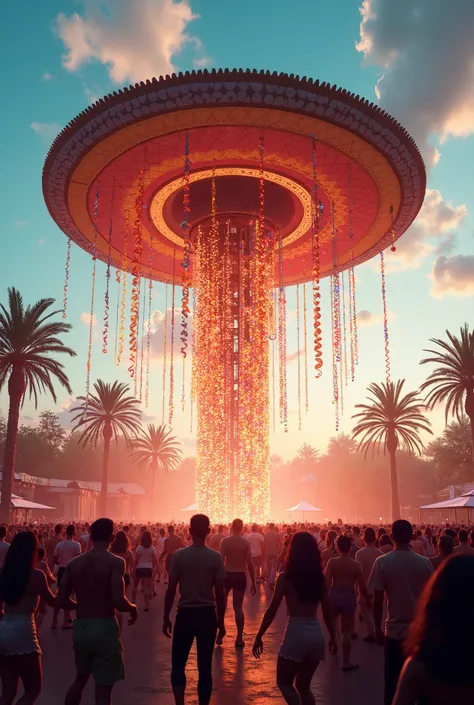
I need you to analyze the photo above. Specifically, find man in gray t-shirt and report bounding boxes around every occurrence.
[369,519,433,705]
[163,514,225,705]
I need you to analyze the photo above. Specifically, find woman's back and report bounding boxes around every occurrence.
[282,572,319,619]
[1,570,42,615]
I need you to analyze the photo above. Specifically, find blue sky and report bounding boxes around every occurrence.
[1,0,473,460]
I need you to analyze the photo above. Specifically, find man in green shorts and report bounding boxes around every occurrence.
[58,518,138,705]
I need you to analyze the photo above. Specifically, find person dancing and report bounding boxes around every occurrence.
[253,531,337,705]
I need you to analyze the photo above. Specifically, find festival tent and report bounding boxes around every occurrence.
[419,495,474,510]
[9,494,56,510]
[286,500,322,520]
[181,503,199,512]
[419,494,474,522]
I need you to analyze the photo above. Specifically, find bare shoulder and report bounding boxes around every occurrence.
[400,656,426,681]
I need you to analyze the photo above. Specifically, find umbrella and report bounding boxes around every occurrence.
[286,500,322,520]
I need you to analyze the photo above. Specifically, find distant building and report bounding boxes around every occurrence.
[0,472,147,520]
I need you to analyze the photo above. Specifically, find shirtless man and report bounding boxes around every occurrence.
[325,534,370,671]
[355,527,382,642]
[46,523,63,570]
[219,518,256,648]
[58,518,138,705]
[160,525,184,580]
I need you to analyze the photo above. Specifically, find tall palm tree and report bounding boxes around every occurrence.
[71,380,141,515]
[352,380,432,521]
[0,288,75,522]
[420,325,474,466]
[130,424,182,508]
[297,443,319,464]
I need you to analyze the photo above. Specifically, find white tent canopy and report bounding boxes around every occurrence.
[419,495,474,510]
[299,473,317,483]
[286,501,322,512]
[181,502,199,512]
[8,494,56,510]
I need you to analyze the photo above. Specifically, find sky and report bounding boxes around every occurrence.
[0,0,473,461]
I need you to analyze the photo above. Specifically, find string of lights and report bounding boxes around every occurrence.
[62,238,71,319]
[129,170,145,379]
[86,186,99,401]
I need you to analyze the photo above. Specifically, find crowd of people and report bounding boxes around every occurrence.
[0,516,473,704]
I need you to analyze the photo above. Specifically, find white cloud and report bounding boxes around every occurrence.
[357,0,474,166]
[41,72,53,81]
[431,254,474,298]
[80,312,98,327]
[193,56,212,69]
[357,309,396,326]
[31,121,62,148]
[146,308,193,359]
[14,220,27,228]
[388,189,467,272]
[56,0,200,84]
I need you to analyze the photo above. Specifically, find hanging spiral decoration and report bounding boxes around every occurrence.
[161,284,168,425]
[145,233,153,408]
[129,170,145,379]
[62,238,71,319]
[102,180,115,354]
[296,283,302,430]
[277,227,288,432]
[311,135,323,378]
[347,164,359,379]
[380,250,391,383]
[117,219,128,366]
[303,280,309,412]
[86,185,99,401]
[169,248,176,425]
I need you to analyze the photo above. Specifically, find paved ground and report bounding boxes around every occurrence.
[37,584,384,704]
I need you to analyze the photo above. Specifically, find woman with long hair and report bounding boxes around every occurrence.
[252,531,337,705]
[321,530,338,566]
[393,553,474,705]
[111,530,135,631]
[132,530,157,612]
[0,532,75,704]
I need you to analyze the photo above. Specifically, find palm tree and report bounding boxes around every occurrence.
[0,288,75,522]
[327,433,357,456]
[71,380,141,515]
[352,380,432,522]
[297,443,319,465]
[420,325,474,466]
[130,424,182,509]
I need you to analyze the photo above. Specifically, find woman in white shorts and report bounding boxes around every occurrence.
[253,532,337,705]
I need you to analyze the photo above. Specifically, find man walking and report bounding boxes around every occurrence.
[263,523,282,589]
[220,518,256,647]
[163,514,226,705]
[370,519,433,705]
[59,518,138,705]
[160,525,184,579]
[52,524,81,629]
[247,523,265,584]
[355,527,382,642]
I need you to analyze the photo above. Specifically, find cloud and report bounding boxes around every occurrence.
[80,312,98,327]
[356,0,474,166]
[146,308,193,359]
[14,220,27,228]
[357,309,396,326]
[193,56,212,69]
[41,72,53,81]
[286,350,303,363]
[357,310,382,326]
[56,0,201,84]
[31,121,62,148]
[182,436,196,451]
[388,189,467,271]
[431,254,474,298]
